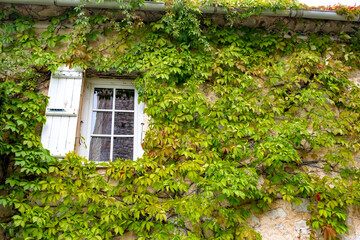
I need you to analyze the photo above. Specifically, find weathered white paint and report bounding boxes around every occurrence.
[41,65,83,158]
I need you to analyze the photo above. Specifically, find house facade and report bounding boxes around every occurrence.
[1,1,360,239]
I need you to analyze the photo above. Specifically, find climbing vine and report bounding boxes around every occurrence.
[1,0,360,239]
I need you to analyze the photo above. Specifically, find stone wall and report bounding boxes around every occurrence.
[110,201,360,240]
[248,200,360,240]
[103,70,360,240]
[29,70,360,240]
[246,70,360,240]
[1,2,360,237]
[0,190,14,240]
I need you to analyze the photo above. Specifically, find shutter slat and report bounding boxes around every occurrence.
[67,117,78,151]
[57,116,70,155]
[41,66,83,158]
[52,116,62,155]
[71,76,82,108]
[63,78,73,108]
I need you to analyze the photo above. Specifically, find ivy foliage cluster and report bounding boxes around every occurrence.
[1,0,360,239]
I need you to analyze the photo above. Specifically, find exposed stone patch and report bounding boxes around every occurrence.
[255,201,310,240]
[292,198,309,213]
[343,207,360,240]
[248,214,260,227]
[294,220,310,239]
[283,233,293,239]
[276,223,285,230]
[111,231,137,240]
[253,200,360,240]
[265,207,287,219]
[348,70,360,88]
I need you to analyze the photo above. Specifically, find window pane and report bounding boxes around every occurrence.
[91,112,112,134]
[115,89,134,110]
[89,137,111,162]
[114,113,134,135]
[93,88,113,109]
[113,137,133,160]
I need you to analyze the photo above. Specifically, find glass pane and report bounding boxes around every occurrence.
[89,137,111,162]
[93,88,113,109]
[113,137,133,160]
[114,113,134,135]
[91,112,112,135]
[115,89,134,110]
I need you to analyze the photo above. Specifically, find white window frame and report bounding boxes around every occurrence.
[79,78,144,162]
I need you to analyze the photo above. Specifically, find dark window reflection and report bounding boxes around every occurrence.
[93,88,113,109]
[114,113,134,135]
[91,112,112,135]
[115,89,134,110]
[113,137,133,160]
[89,87,136,162]
[89,137,111,162]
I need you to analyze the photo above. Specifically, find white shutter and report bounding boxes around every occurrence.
[41,65,83,158]
[134,91,145,160]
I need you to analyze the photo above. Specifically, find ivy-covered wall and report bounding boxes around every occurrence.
[1,1,360,239]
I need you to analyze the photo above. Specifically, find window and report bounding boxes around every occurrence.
[40,66,144,161]
[79,79,144,162]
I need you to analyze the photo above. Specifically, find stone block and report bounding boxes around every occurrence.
[276,223,285,230]
[294,220,310,239]
[111,231,137,240]
[292,198,309,213]
[248,214,260,227]
[265,208,287,219]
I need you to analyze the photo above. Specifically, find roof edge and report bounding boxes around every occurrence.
[1,0,359,22]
